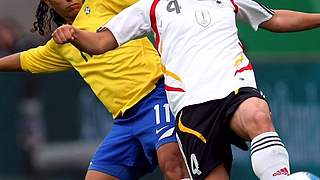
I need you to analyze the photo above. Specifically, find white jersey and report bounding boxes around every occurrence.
[102,0,274,116]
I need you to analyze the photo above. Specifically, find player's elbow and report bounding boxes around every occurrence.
[91,40,118,55]
[89,47,107,55]
[88,45,110,55]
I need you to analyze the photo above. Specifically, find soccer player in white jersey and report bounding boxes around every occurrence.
[51,0,320,179]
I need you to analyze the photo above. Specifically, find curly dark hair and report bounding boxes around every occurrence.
[31,1,65,36]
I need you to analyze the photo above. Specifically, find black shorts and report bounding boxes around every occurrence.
[175,87,267,179]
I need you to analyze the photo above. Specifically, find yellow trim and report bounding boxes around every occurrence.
[178,112,207,143]
[234,88,239,95]
[161,64,182,82]
[234,54,244,67]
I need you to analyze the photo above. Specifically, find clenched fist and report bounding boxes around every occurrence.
[52,24,77,44]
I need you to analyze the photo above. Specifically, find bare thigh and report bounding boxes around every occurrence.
[229,97,275,140]
[157,142,189,180]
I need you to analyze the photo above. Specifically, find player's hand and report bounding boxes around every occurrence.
[52,24,77,44]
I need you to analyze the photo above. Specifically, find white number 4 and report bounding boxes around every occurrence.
[191,153,202,175]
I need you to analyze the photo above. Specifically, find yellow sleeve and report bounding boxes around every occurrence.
[20,39,72,73]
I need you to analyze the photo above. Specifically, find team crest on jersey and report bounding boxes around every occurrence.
[195,10,211,27]
[84,6,90,15]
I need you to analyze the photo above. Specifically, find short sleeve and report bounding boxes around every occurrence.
[235,0,274,31]
[99,0,152,46]
[20,39,72,73]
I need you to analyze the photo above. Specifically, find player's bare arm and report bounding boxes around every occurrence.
[52,24,118,55]
[0,53,23,71]
[260,10,320,32]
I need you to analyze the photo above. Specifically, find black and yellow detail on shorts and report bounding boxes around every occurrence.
[178,111,207,143]
[234,88,239,95]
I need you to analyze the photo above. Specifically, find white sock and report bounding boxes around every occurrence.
[251,132,290,180]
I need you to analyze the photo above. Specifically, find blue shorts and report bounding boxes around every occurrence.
[88,79,176,179]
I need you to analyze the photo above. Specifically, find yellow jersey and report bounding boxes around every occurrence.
[20,0,162,118]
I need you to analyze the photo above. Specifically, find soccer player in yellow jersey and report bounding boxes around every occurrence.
[0,0,189,180]
[51,0,320,179]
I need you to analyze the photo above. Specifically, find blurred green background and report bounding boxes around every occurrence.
[0,0,319,179]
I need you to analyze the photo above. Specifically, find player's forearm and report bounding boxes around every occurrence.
[261,10,320,32]
[71,29,118,55]
[0,53,23,72]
